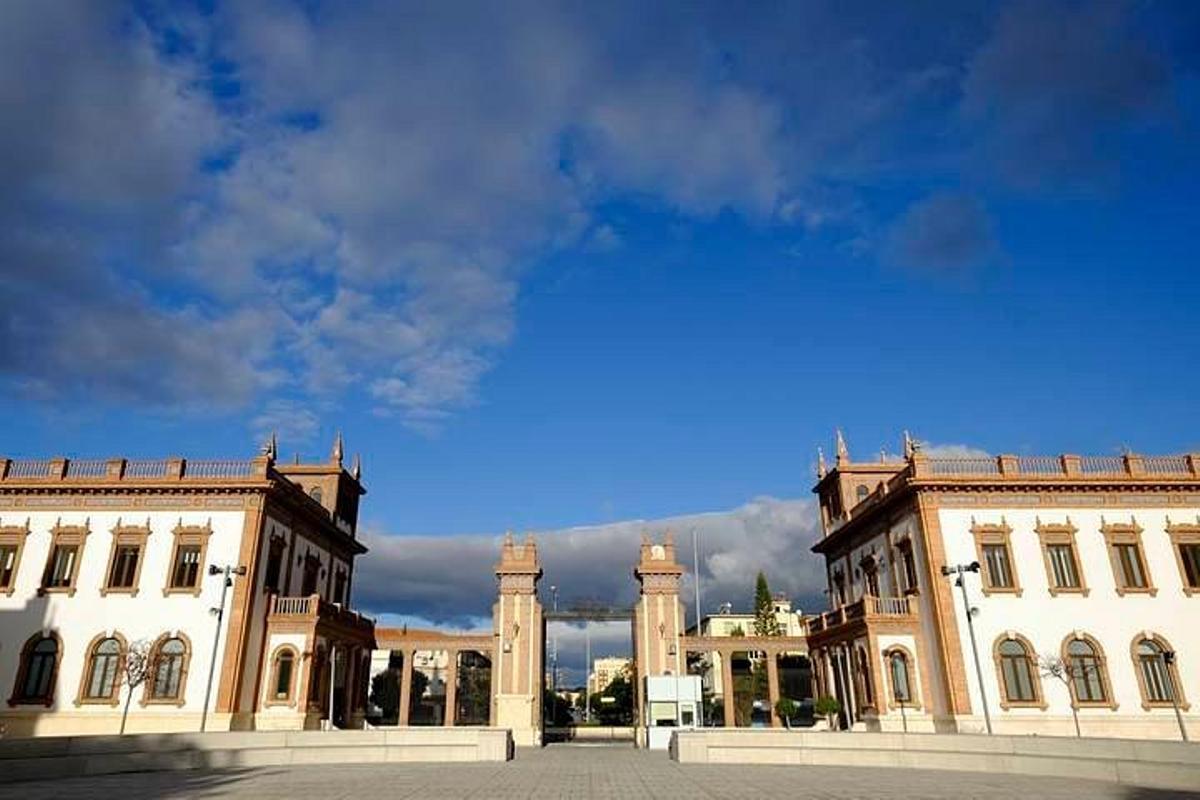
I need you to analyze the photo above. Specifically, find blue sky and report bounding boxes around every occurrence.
[2,2,1199,636]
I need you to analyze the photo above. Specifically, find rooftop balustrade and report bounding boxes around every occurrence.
[0,456,269,482]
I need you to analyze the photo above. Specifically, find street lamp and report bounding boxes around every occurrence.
[941,561,992,735]
[201,563,247,732]
[1162,651,1189,741]
[550,585,559,696]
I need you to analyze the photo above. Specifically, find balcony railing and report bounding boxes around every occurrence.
[807,594,915,634]
[268,594,374,635]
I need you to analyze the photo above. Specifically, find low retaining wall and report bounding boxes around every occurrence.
[544,726,635,743]
[669,730,1200,793]
[0,728,513,784]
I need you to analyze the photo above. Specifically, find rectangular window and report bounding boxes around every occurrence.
[972,520,1020,595]
[0,544,18,590]
[1047,544,1080,589]
[1181,543,1200,589]
[171,544,202,589]
[901,546,918,593]
[108,545,141,589]
[333,570,347,604]
[982,544,1014,589]
[38,523,89,596]
[43,545,79,589]
[1113,543,1147,589]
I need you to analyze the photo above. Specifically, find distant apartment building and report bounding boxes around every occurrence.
[686,597,809,700]
[588,656,631,695]
[809,432,1199,739]
[0,436,375,737]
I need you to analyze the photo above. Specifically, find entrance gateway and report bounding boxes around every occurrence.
[493,530,693,747]
[368,530,810,746]
[491,530,807,747]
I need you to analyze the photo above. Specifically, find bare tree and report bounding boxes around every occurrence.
[120,639,153,735]
[1038,653,1090,738]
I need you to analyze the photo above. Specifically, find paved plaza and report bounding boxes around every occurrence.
[2,743,1196,800]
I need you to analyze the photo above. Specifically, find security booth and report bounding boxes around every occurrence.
[644,675,702,749]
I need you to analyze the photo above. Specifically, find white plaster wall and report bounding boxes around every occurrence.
[939,506,1200,735]
[0,509,246,726]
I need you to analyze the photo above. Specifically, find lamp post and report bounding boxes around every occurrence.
[550,585,559,697]
[201,564,247,733]
[691,527,702,633]
[1163,651,1189,741]
[585,624,592,724]
[941,562,992,735]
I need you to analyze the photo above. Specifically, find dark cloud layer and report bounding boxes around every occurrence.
[354,496,824,628]
[963,0,1177,187]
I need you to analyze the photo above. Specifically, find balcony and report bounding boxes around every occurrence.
[267,594,375,640]
[806,594,918,639]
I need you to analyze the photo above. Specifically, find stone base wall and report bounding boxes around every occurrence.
[924,712,1199,739]
[670,730,1200,793]
[0,711,238,738]
[494,695,539,746]
[0,728,514,784]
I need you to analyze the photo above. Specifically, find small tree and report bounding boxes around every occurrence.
[814,695,841,730]
[752,572,783,638]
[774,697,799,730]
[1039,654,1088,737]
[120,639,153,735]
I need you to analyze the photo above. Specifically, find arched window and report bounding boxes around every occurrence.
[996,636,1039,705]
[855,485,869,503]
[1065,637,1107,704]
[269,647,298,704]
[148,636,189,702]
[10,633,60,705]
[83,636,123,702]
[309,487,323,504]
[1133,636,1186,707]
[888,650,912,704]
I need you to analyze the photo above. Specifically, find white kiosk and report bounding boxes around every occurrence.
[644,675,702,750]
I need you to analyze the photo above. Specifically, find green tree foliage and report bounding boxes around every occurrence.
[543,688,574,726]
[588,674,634,725]
[814,694,842,728]
[774,697,799,729]
[753,571,783,637]
[370,668,401,724]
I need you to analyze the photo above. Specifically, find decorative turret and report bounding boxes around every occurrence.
[331,431,344,466]
[817,447,827,479]
[835,428,850,466]
[352,453,362,481]
[903,430,915,460]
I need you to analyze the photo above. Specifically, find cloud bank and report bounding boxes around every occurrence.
[2,1,1195,430]
[354,496,824,629]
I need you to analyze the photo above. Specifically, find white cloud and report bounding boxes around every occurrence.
[919,441,991,459]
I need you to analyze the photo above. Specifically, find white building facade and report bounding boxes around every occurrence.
[0,437,374,737]
[809,434,1199,740]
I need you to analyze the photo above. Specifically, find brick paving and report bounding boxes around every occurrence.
[1,742,1196,799]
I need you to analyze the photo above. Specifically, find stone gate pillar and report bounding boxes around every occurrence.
[633,531,684,742]
[492,532,544,746]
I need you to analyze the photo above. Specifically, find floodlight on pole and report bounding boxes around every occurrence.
[940,561,992,735]
[201,563,247,733]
